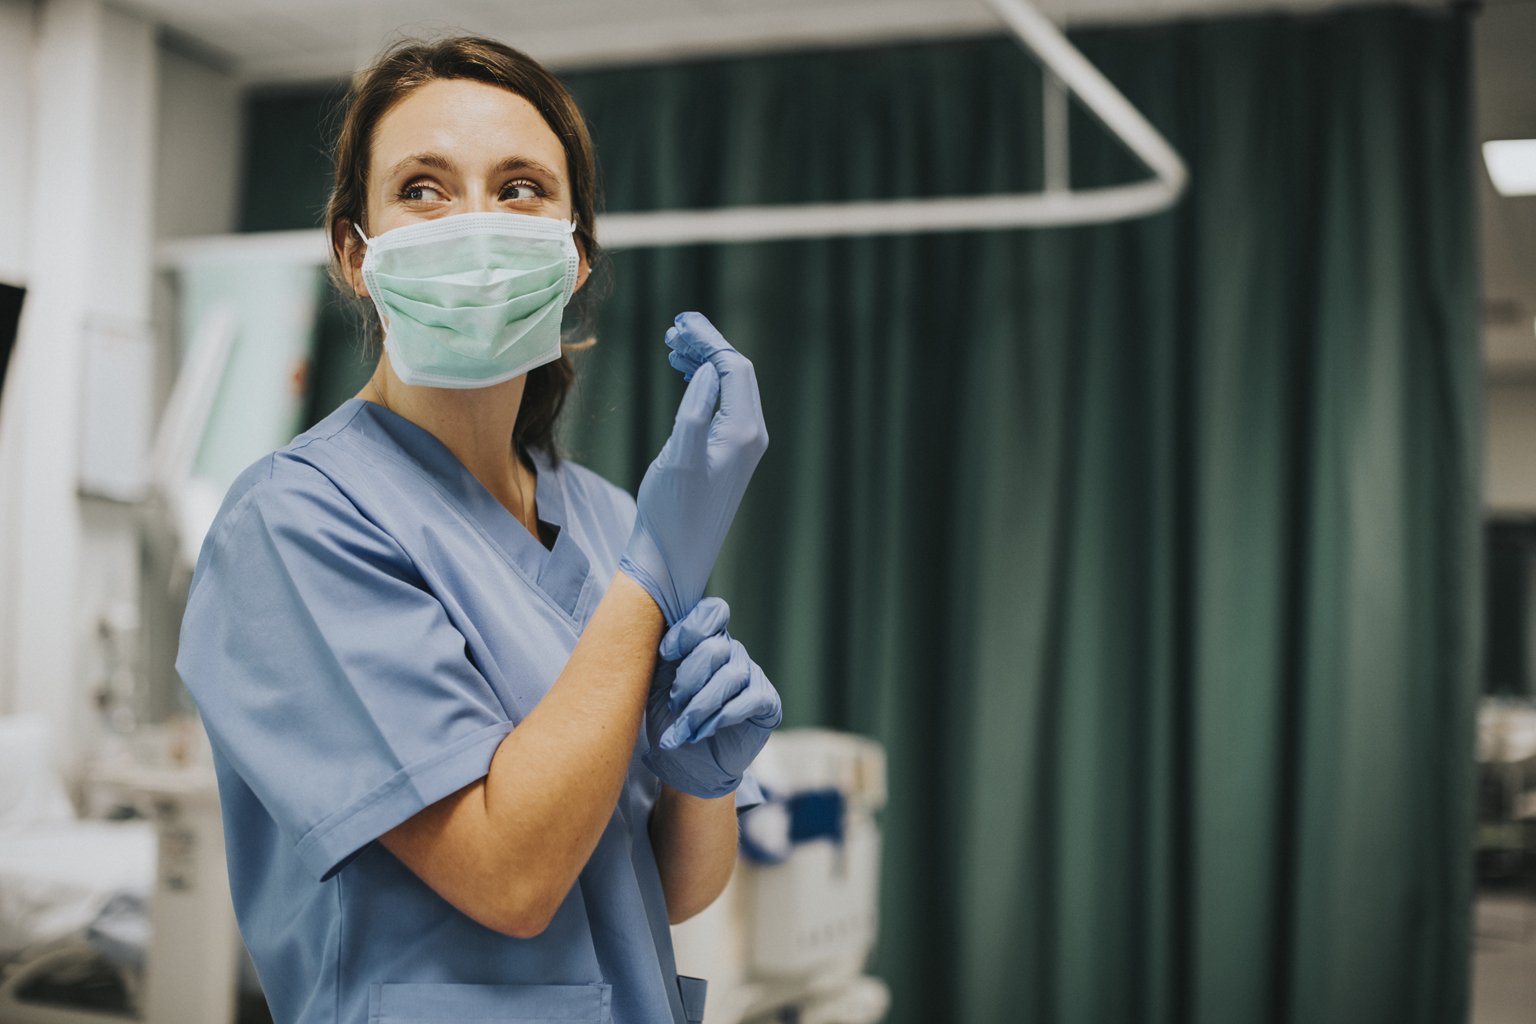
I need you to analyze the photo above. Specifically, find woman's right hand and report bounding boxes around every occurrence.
[618,312,768,625]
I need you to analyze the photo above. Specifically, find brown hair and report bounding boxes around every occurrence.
[324,36,606,461]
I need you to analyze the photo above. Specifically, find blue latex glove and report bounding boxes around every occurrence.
[644,597,782,799]
[618,312,768,625]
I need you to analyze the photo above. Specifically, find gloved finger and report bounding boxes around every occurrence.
[657,717,692,753]
[664,327,703,380]
[668,349,702,381]
[662,360,719,455]
[691,677,782,742]
[669,314,760,424]
[668,633,735,714]
[659,597,731,662]
[666,313,735,365]
[691,656,779,740]
[666,642,752,747]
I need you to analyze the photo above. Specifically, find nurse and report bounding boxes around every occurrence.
[175,36,779,1024]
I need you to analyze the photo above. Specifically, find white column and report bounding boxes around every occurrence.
[0,1,33,287]
[0,0,158,772]
[0,0,37,720]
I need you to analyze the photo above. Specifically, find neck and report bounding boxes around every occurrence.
[359,355,536,527]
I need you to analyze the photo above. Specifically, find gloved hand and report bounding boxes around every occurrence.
[644,597,782,799]
[619,312,768,625]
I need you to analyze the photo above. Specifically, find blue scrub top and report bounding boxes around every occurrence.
[176,399,727,1024]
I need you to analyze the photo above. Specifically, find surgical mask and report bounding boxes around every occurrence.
[355,212,580,389]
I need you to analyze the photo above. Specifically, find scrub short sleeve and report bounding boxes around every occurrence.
[735,769,765,813]
[177,460,514,881]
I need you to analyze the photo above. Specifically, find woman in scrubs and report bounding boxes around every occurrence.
[176,37,779,1024]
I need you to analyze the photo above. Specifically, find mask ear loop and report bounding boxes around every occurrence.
[350,222,376,309]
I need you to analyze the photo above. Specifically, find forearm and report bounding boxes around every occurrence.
[381,571,663,935]
[649,783,739,924]
[484,573,663,910]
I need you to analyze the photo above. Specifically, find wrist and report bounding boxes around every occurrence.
[643,745,742,799]
[659,782,734,806]
[604,570,665,631]
[617,534,681,625]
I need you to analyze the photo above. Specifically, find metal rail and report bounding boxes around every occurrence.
[157,0,1188,267]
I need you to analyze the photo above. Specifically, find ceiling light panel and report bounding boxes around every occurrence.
[1485,140,1536,197]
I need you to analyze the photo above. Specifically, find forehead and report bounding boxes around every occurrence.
[370,78,568,181]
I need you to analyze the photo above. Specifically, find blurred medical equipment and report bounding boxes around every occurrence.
[0,713,241,1024]
[1476,697,1536,938]
[145,303,237,578]
[671,729,889,1024]
[149,258,322,580]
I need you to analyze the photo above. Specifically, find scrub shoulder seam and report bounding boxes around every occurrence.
[285,400,369,455]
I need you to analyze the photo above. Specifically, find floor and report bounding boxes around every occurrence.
[1471,888,1536,1023]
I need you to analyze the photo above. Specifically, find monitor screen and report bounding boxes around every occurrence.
[0,282,22,399]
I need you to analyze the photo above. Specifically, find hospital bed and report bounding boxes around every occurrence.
[0,713,153,1024]
[0,819,155,1024]
[0,715,245,1024]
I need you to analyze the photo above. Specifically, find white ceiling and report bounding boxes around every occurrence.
[121,0,1532,375]
[126,0,1439,81]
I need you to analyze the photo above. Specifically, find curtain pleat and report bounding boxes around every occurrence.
[557,10,1479,1023]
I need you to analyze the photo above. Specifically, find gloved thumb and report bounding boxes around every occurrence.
[660,597,731,662]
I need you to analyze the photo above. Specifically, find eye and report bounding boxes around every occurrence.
[398,180,446,203]
[501,179,548,202]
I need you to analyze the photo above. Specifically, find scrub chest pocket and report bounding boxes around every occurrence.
[368,982,613,1023]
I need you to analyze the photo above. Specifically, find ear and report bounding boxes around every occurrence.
[573,237,590,294]
[334,219,369,299]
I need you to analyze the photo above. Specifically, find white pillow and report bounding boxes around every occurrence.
[0,714,77,831]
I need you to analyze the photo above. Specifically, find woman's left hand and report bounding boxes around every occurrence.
[644,598,782,799]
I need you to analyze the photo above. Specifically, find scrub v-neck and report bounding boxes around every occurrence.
[343,398,593,622]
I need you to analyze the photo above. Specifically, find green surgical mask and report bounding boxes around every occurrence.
[356,212,580,389]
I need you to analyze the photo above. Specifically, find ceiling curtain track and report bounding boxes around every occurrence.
[156,0,1188,271]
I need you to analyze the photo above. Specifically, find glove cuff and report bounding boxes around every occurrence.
[617,530,683,625]
[642,748,742,800]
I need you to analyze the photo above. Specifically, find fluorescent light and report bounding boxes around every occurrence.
[1484,140,1536,196]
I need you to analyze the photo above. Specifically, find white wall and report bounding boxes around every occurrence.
[0,0,35,735]
[0,0,158,781]
[1487,381,1536,514]
[0,2,244,778]
[155,40,242,241]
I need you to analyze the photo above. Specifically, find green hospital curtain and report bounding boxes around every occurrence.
[558,10,1480,1024]
[246,7,1480,1023]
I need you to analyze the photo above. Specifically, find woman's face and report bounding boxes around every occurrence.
[346,77,585,298]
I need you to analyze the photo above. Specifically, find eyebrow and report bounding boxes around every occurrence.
[386,151,564,185]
